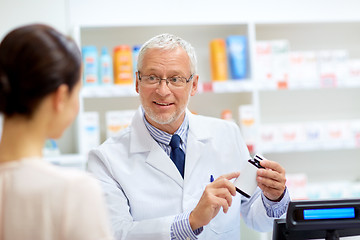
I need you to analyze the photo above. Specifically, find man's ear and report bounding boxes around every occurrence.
[52,84,69,112]
[135,71,140,93]
[190,74,199,96]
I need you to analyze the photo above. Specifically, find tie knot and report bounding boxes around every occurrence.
[170,134,181,149]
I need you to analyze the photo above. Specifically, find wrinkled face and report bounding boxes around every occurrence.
[136,47,198,133]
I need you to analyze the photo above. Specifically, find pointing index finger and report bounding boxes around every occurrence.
[221,172,240,180]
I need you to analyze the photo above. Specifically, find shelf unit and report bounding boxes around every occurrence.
[74,23,255,151]
[254,22,360,185]
[60,0,360,184]
[58,1,360,239]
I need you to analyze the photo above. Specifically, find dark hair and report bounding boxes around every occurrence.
[0,24,81,117]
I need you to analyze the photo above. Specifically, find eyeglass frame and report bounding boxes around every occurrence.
[137,71,194,88]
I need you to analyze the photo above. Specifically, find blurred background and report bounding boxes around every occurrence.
[1,0,360,239]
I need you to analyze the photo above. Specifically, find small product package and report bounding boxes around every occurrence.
[233,154,266,198]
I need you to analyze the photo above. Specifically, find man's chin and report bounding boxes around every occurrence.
[143,105,184,126]
[150,115,175,125]
[147,111,180,125]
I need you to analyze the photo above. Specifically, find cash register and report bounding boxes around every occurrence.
[273,198,360,240]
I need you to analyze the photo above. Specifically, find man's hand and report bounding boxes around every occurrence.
[189,172,240,230]
[257,160,286,201]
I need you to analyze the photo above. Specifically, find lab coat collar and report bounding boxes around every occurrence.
[184,108,212,179]
[130,107,183,187]
[130,107,211,152]
[130,107,153,153]
[129,106,212,187]
[185,108,212,141]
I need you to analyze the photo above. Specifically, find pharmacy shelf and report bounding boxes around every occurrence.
[198,80,253,93]
[258,81,360,91]
[66,3,360,240]
[65,2,360,200]
[261,143,359,154]
[258,118,360,154]
[81,85,137,98]
[81,80,360,98]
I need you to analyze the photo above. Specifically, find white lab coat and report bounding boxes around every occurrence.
[87,107,275,240]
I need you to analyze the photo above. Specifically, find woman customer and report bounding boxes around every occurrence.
[0,24,113,240]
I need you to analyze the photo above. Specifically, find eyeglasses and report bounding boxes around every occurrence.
[138,71,193,89]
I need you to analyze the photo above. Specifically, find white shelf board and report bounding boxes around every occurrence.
[80,79,360,97]
[81,85,138,98]
[198,80,253,93]
[82,81,253,98]
[261,143,358,154]
[258,80,360,91]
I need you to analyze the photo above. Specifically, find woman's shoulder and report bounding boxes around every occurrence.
[25,159,100,194]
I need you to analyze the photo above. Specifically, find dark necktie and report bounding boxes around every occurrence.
[169,134,185,178]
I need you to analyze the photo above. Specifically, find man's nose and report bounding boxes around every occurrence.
[155,79,171,95]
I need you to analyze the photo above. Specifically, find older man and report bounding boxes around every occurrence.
[88,33,290,240]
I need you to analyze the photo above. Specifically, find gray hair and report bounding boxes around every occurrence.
[137,33,197,74]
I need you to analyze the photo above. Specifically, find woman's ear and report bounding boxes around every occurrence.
[52,84,69,112]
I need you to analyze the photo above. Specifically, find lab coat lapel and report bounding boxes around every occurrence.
[146,142,183,187]
[184,110,211,180]
[130,107,183,188]
[184,133,205,179]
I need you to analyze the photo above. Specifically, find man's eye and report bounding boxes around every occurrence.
[170,77,179,82]
[148,76,157,81]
